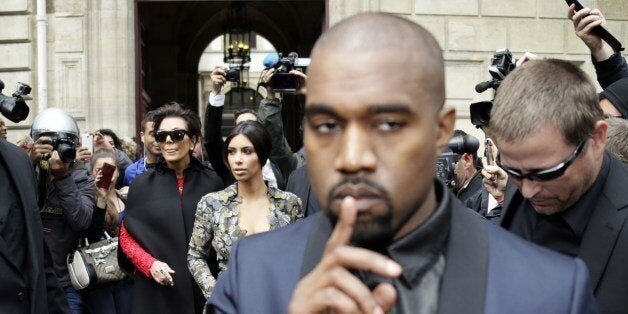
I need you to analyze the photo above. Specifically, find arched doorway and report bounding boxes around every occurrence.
[134,0,326,149]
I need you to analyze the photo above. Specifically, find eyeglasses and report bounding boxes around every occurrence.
[496,139,587,181]
[154,129,190,143]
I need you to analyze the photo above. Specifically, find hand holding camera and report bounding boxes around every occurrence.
[211,66,228,94]
[262,68,308,98]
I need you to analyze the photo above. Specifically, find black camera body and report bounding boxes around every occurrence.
[0,80,31,123]
[225,68,240,82]
[42,135,77,163]
[268,52,310,93]
[435,134,480,189]
[436,147,458,189]
[470,48,516,128]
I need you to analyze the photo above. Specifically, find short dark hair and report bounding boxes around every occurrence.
[223,120,272,169]
[97,129,122,149]
[153,102,202,144]
[140,110,157,133]
[234,108,258,123]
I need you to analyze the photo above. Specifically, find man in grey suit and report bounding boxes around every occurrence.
[209,13,597,314]
[486,58,628,314]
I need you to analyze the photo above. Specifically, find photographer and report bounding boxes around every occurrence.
[29,108,95,313]
[204,66,284,189]
[258,67,307,180]
[450,130,483,202]
[569,4,628,88]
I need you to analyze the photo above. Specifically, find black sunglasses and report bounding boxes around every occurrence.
[154,129,190,143]
[496,139,587,181]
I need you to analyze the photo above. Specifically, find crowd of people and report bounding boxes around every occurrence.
[0,3,627,314]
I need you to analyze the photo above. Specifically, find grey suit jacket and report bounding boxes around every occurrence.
[209,185,596,314]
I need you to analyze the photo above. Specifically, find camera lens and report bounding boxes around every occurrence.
[56,143,76,163]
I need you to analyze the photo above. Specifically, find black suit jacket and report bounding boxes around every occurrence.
[501,154,628,314]
[285,165,321,217]
[210,185,596,314]
[0,140,68,314]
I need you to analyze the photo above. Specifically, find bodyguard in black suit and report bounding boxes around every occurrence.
[486,58,628,313]
[285,165,321,217]
[0,140,68,313]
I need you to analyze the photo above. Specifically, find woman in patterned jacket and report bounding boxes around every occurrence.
[187,120,303,298]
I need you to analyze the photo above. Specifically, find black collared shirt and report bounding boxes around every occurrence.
[356,180,451,314]
[509,153,611,257]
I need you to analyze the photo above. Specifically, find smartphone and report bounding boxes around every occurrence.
[485,139,494,166]
[565,0,624,52]
[565,0,585,10]
[97,162,116,190]
[81,133,93,154]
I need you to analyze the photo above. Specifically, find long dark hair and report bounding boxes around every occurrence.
[223,120,272,169]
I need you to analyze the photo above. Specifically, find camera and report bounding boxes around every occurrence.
[225,68,240,82]
[31,108,80,163]
[470,48,516,128]
[42,135,78,163]
[267,52,310,93]
[435,134,480,189]
[0,80,31,123]
[435,147,458,189]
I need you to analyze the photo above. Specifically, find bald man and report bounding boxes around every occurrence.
[208,13,595,314]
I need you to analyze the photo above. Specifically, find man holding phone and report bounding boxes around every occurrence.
[568,2,628,88]
[208,13,596,314]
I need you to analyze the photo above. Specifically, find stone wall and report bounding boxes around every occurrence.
[1,0,626,146]
[0,0,33,142]
[329,0,628,143]
[0,0,135,144]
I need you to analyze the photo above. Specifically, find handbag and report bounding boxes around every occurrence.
[67,231,126,290]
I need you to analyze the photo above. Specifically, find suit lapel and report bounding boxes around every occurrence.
[578,159,628,290]
[0,144,39,276]
[438,204,488,314]
[299,212,331,278]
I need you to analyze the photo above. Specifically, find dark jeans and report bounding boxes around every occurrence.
[63,286,85,314]
[82,279,134,314]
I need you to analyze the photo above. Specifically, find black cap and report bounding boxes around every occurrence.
[600,77,628,119]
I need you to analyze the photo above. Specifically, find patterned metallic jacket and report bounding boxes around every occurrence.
[187,183,303,298]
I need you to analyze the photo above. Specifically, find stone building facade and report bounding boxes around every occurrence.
[1,0,627,145]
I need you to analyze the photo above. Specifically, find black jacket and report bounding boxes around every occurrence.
[501,153,628,314]
[285,165,321,217]
[120,157,223,314]
[0,140,69,314]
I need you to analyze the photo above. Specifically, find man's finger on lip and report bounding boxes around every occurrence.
[325,196,358,252]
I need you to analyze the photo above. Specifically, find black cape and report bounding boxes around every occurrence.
[119,158,222,314]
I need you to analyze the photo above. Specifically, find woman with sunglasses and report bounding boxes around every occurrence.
[187,120,302,299]
[119,103,223,314]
